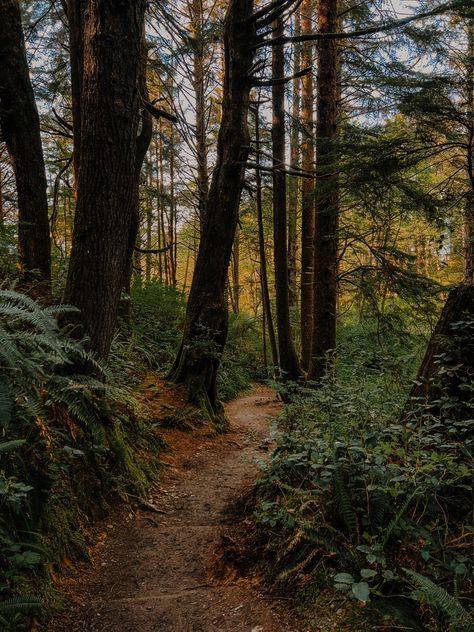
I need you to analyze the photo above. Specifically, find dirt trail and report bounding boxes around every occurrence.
[51,387,305,632]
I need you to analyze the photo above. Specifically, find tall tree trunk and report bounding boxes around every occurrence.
[287,10,301,309]
[300,0,316,371]
[0,0,51,284]
[231,227,240,313]
[169,122,177,285]
[272,17,302,381]
[169,0,256,417]
[309,0,340,380]
[464,19,474,286]
[191,0,210,230]
[124,25,153,299]
[64,0,145,358]
[67,0,85,189]
[255,106,279,369]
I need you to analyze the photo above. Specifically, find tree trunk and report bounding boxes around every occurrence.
[0,0,51,285]
[67,0,85,189]
[272,17,302,381]
[404,285,474,417]
[255,106,279,369]
[191,0,210,231]
[231,227,240,313]
[287,10,301,309]
[300,0,315,371]
[464,20,474,286]
[309,0,340,380]
[64,0,145,358]
[169,0,256,418]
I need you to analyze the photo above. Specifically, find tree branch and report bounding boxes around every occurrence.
[257,0,467,48]
[251,65,311,86]
[142,99,178,124]
[134,242,176,254]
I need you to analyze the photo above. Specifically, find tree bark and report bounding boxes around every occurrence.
[404,285,474,417]
[300,0,315,371]
[255,106,279,369]
[287,10,301,309]
[169,0,256,417]
[190,0,210,231]
[0,0,51,284]
[64,0,145,358]
[309,0,340,380]
[272,17,302,381]
[67,0,85,189]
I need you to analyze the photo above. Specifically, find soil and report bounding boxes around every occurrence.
[49,385,307,632]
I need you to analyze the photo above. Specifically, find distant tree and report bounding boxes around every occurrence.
[271,16,302,381]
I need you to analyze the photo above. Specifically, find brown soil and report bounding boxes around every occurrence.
[49,386,307,632]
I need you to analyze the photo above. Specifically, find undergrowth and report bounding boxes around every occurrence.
[0,291,163,630]
[114,279,264,400]
[254,320,473,632]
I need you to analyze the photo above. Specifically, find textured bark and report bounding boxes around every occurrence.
[190,0,210,230]
[0,0,51,283]
[404,285,474,415]
[64,0,145,358]
[300,0,315,371]
[123,26,153,297]
[464,21,474,286]
[272,17,302,381]
[309,0,340,380]
[464,192,474,286]
[67,0,85,188]
[169,0,255,416]
[231,228,240,313]
[255,108,279,369]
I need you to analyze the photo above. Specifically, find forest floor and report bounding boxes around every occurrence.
[48,384,308,632]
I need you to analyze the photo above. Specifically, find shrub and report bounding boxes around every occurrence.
[0,291,161,627]
[254,326,473,631]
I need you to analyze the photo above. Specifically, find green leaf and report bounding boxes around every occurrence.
[334,572,354,584]
[360,568,377,579]
[351,582,370,603]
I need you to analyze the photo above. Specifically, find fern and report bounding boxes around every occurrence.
[381,488,419,548]
[405,569,474,632]
[333,461,358,538]
[0,597,41,613]
[0,440,25,454]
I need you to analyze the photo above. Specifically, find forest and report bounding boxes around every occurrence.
[0,0,473,630]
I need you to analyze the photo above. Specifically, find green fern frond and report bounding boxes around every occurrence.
[0,596,42,614]
[0,440,25,454]
[334,462,358,537]
[405,569,474,632]
[381,488,418,547]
